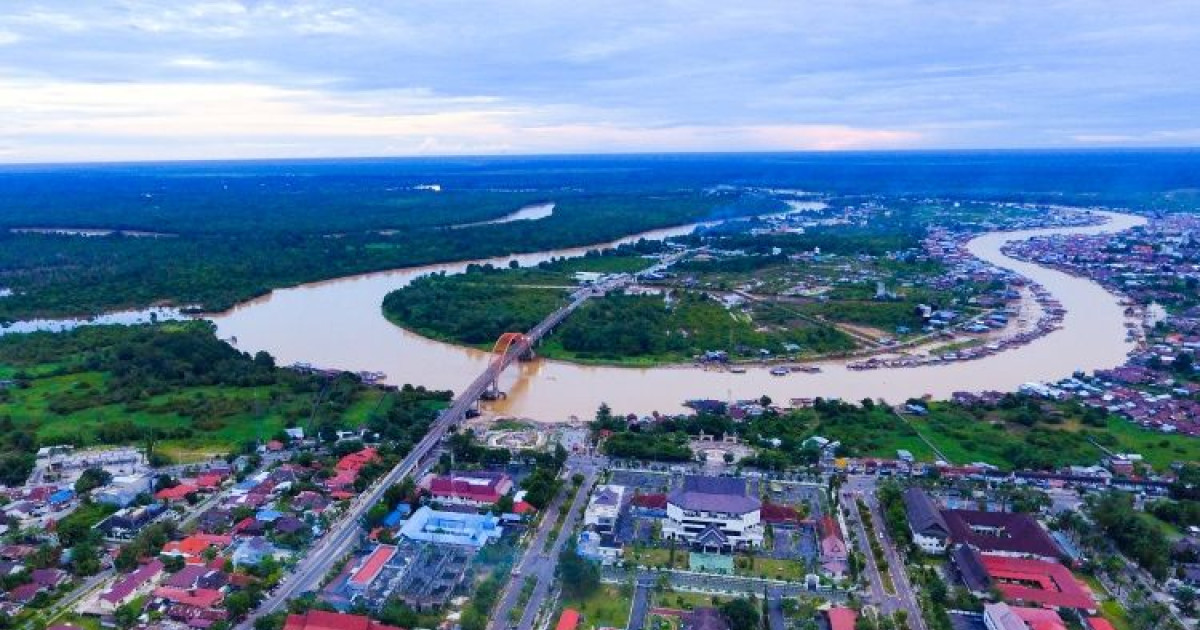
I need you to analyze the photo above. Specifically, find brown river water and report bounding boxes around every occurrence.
[209,210,1145,421]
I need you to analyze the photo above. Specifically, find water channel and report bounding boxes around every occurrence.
[207,210,1146,420]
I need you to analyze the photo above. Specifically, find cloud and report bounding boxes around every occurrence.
[0,1,1197,161]
[0,77,924,161]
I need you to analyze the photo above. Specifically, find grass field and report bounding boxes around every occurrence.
[902,404,1200,471]
[626,546,690,570]
[1099,600,1133,630]
[560,584,633,630]
[0,365,391,461]
[733,555,808,581]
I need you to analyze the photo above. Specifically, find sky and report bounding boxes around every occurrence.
[0,1,1198,162]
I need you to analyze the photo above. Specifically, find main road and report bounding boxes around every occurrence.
[487,455,601,630]
[844,476,927,630]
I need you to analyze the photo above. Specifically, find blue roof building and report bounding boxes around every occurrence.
[398,507,501,548]
[49,489,75,506]
[255,509,284,522]
[382,504,412,528]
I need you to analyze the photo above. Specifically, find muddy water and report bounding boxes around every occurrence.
[209,211,1144,420]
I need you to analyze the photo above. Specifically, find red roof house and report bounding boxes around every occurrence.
[156,484,199,502]
[827,607,857,630]
[422,472,512,507]
[152,587,224,609]
[555,608,580,630]
[282,611,401,630]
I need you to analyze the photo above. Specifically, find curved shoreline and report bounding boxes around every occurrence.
[208,209,1144,420]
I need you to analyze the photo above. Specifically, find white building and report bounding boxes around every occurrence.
[584,485,626,533]
[664,476,762,551]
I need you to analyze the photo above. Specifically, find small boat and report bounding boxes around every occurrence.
[729,366,747,374]
[770,367,789,376]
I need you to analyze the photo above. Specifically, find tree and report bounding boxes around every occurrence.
[557,548,600,599]
[224,591,254,619]
[115,602,141,629]
[70,540,102,576]
[75,467,113,494]
[0,453,34,487]
[719,597,760,630]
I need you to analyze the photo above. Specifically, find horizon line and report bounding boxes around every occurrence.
[1,146,1199,169]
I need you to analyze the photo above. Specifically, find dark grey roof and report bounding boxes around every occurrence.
[594,487,621,506]
[696,524,729,547]
[950,544,991,593]
[943,509,1061,558]
[903,488,950,539]
[668,476,760,515]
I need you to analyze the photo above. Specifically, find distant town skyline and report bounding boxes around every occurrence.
[0,1,1198,163]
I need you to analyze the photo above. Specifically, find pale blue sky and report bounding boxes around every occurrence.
[0,1,1197,162]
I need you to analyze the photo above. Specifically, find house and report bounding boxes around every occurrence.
[381,505,411,528]
[152,586,224,609]
[663,476,762,551]
[162,566,228,590]
[421,471,513,507]
[232,537,280,567]
[282,611,402,630]
[162,534,232,564]
[553,608,580,630]
[583,485,626,533]
[9,583,46,604]
[347,545,396,591]
[155,483,199,502]
[98,559,163,612]
[903,488,951,554]
[819,515,849,577]
[826,608,858,630]
[95,504,165,539]
[576,531,622,565]
[30,568,70,589]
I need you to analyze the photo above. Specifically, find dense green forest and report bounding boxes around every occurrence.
[0,322,449,470]
[386,278,857,365]
[0,187,780,320]
[547,293,855,363]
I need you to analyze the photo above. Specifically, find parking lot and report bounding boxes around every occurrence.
[767,523,818,563]
[763,480,824,520]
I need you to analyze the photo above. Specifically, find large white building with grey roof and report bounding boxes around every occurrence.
[664,476,762,551]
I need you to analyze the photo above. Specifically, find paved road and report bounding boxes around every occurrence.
[766,588,786,630]
[846,476,926,630]
[487,455,602,630]
[627,576,654,630]
[841,486,890,611]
